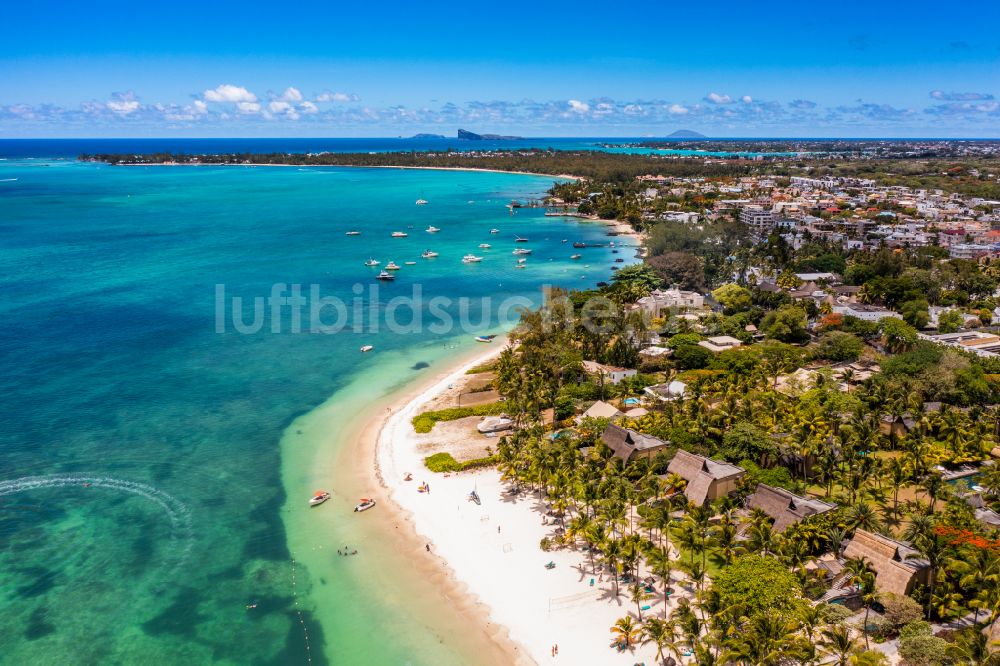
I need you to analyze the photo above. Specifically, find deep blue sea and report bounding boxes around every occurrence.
[0,147,635,664]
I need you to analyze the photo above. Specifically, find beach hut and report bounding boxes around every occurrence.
[665,450,744,506]
[601,424,670,465]
[842,529,930,596]
[746,484,835,532]
[575,400,622,424]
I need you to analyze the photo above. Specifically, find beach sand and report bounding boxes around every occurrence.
[373,345,679,665]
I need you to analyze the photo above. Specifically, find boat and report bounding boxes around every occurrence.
[615,258,624,263]
[426,225,440,233]
[475,334,497,343]
[517,258,527,264]
[360,345,374,353]
[364,258,380,267]
[391,231,408,238]
[345,231,361,236]
[415,199,428,205]
[462,254,483,263]
[404,261,416,265]
[417,482,429,493]
[490,228,500,234]
[478,243,491,249]
[309,491,331,507]
[514,236,529,243]
[468,490,481,505]
[421,250,439,258]
[561,239,568,243]
[354,498,377,512]
[512,248,532,255]
[385,261,401,270]
[376,270,395,281]
[572,242,586,248]
[514,264,526,269]
[571,254,582,260]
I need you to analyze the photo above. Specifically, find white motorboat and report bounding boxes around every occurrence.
[517,258,527,264]
[415,199,428,205]
[354,498,377,512]
[490,228,500,234]
[462,254,483,263]
[345,230,361,236]
[385,261,401,270]
[571,254,582,259]
[309,491,331,507]
[421,250,439,258]
[426,225,440,233]
[360,345,374,353]
[364,258,380,267]
[376,270,395,281]
[478,243,491,249]
[514,236,529,242]
[391,231,408,238]
[512,248,532,255]
[404,261,416,265]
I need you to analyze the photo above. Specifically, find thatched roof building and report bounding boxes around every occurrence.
[601,424,670,465]
[746,484,836,532]
[666,450,744,506]
[842,529,930,596]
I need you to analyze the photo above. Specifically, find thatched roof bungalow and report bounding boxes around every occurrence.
[746,484,836,532]
[666,450,744,506]
[601,424,671,465]
[842,529,930,596]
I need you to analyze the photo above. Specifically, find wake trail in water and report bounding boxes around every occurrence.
[0,474,194,583]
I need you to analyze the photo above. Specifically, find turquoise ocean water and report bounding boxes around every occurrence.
[0,157,630,663]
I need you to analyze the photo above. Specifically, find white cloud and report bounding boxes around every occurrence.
[299,101,319,114]
[741,95,753,103]
[192,100,208,114]
[668,103,689,115]
[268,100,291,113]
[106,91,140,116]
[316,91,359,103]
[567,99,590,113]
[705,92,733,105]
[235,101,261,114]
[203,84,257,103]
[280,87,302,102]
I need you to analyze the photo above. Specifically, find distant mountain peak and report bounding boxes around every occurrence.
[457,128,523,140]
[666,129,707,138]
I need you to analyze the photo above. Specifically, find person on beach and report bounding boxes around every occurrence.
[497,525,500,534]
[425,544,430,552]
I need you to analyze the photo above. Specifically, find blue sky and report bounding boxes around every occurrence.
[2,0,999,137]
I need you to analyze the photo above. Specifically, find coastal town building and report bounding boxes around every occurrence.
[644,380,687,401]
[576,400,622,424]
[666,450,745,506]
[831,304,902,322]
[698,336,743,353]
[581,360,637,385]
[634,286,704,318]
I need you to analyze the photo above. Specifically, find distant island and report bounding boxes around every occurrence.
[407,133,446,139]
[665,129,708,138]
[457,129,523,141]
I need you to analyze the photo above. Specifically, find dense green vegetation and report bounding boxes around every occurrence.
[411,402,507,433]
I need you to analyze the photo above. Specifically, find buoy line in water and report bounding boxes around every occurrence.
[290,557,314,664]
[0,474,194,583]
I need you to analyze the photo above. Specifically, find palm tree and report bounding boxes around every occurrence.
[610,615,641,650]
[725,614,799,666]
[844,557,877,649]
[640,616,673,665]
[946,628,1000,666]
[646,545,674,619]
[821,625,859,666]
[629,580,652,621]
[905,527,951,620]
[845,502,884,534]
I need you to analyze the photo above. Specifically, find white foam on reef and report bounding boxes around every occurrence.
[0,475,194,581]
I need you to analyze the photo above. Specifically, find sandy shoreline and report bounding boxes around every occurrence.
[370,342,670,665]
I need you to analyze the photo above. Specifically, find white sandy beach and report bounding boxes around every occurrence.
[376,346,687,666]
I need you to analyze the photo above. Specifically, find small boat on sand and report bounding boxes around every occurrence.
[309,491,331,507]
[468,490,481,505]
[360,345,374,353]
[475,334,497,343]
[354,498,377,512]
